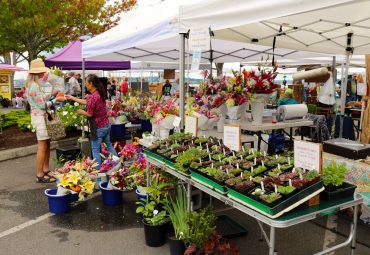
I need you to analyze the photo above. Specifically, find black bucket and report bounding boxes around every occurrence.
[142,219,168,247]
[168,235,186,255]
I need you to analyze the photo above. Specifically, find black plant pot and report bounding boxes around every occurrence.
[168,235,186,255]
[142,219,168,247]
[321,182,356,201]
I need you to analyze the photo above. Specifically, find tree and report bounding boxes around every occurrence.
[0,0,137,65]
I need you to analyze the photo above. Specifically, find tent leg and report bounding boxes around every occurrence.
[339,51,350,138]
[82,58,86,98]
[179,33,186,130]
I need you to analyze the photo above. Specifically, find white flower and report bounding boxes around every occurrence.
[27,125,31,129]
[31,129,36,133]
[73,116,77,119]
[62,111,68,116]
[57,107,61,111]
[74,102,79,107]
[153,209,158,215]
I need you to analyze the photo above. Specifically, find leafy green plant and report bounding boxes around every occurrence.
[260,193,282,203]
[175,148,201,172]
[305,170,320,180]
[164,186,188,240]
[184,206,216,248]
[322,162,348,187]
[277,185,296,195]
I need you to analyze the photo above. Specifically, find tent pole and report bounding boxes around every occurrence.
[82,58,86,98]
[339,51,350,139]
[179,33,186,129]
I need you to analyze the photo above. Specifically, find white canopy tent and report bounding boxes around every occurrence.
[83,0,351,128]
[181,0,370,139]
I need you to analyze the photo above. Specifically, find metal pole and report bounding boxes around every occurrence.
[269,226,276,255]
[82,58,86,98]
[179,33,186,129]
[350,205,359,255]
[339,51,350,138]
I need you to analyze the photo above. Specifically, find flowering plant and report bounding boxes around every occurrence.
[100,157,119,173]
[109,152,146,190]
[144,97,179,124]
[118,143,141,161]
[187,70,227,119]
[57,103,84,127]
[243,60,279,95]
[225,70,248,107]
[57,167,95,201]
[55,157,98,174]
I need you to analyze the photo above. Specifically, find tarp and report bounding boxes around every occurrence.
[0,63,26,71]
[180,0,370,55]
[45,41,130,70]
[82,0,336,62]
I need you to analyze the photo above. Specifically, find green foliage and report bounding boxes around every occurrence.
[184,206,216,248]
[277,185,296,195]
[57,103,84,127]
[322,162,348,187]
[164,186,188,240]
[175,148,201,172]
[0,110,32,132]
[0,0,137,62]
[305,170,320,180]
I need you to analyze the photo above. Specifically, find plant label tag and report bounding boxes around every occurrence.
[236,163,239,169]
[262,161,264,167]
[209,154,212,161]
[275,154,278,159]
[288,157,291,165]
[263,151,266,157]
[254,158,257,165]
[251,167,254,173]
[289,179,292,186]
[278,163,281,170]
[242,146,245,152]
[240,172,243,178]
[261,181,265,191]
[211,163,214,168]
[274,184,277,193]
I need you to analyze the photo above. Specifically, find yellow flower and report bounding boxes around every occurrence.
[83,180,95,195]
[229,77,236,84]
[129,97,137,104]
[58,174,70,187]
[226,98,235,107]
[69,171,81,185]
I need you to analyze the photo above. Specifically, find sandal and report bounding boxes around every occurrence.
[43,171,54,177]
[36,175,56,183]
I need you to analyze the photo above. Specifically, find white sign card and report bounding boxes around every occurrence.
[191,50,202,71]
[294,140,322,173]
[185,116,198,137]
[357,83,367,96]
[223,124,241,151]
[189,27,210,51]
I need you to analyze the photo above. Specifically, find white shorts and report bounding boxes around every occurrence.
[31,115,50,140]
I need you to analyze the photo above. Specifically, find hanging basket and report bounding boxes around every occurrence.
[44,188,72,214]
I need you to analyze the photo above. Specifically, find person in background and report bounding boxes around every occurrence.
[110,80,117,99]
[162,79,172,96]
[107,81,112,100]
[276,88,298,106]
[120,77,129,95]
[68,72,81,98]
[12,87,26,108]
[170,78,179,96]
[75,73,82,93]
[26,59,64,183]
[65,74,118,169]
[346,74,357,103]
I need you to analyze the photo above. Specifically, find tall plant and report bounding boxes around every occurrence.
[164,186,188,240]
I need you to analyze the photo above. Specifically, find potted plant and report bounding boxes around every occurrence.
[321,162,356,201]
[136,179,170,247]
[164,186,188,255]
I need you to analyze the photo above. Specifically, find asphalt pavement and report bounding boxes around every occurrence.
[0,153,369,255]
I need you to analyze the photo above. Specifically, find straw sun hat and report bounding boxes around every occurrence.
[28,58,49,74]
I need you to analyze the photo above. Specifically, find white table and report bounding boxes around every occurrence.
[240,120,314,151]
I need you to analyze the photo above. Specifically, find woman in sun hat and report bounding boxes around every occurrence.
[26,58,64,183]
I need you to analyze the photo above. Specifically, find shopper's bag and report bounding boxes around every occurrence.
[44,107,66,141]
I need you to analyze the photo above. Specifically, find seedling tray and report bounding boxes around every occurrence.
[190,169,227,194]
[227,181,324,215]
[320,182,356,201]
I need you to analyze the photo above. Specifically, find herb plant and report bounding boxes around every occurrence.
[322,162,348,187]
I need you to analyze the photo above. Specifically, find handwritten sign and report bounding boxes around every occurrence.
[185,116,198,137]
[294,140,322,173]
[223,124,241,151]
[189,27,210,51]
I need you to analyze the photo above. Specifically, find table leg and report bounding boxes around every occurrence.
[350,205,359,255]
[146,161,151,187]
[257,131,262,151]
[269,226,276,255]
[186,181,192,212]
[289,127,293,149]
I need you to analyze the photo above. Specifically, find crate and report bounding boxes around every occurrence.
[190,169,227,194]
[56,145,81,162]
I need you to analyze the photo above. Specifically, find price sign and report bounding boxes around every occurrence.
[223,124,241,151]
[294,140,322,173]
[185,116,198,137]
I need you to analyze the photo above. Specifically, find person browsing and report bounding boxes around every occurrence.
[65,74,118,169]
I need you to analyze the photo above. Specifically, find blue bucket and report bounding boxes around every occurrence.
[99,182,123,206]
[135,187,148,206]
[44,188,72,214]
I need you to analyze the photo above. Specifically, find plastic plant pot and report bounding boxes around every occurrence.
[44,188,72,214]
[99,182,123,206]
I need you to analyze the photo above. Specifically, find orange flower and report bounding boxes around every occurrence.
[70,184,81,192]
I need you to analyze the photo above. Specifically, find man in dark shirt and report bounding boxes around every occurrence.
[162,79,172,96]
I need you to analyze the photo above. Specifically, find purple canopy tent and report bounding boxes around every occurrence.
[45,41,130,70]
